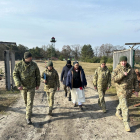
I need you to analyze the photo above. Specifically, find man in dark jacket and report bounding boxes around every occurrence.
[66,61,87,110]
[61,60,72,101]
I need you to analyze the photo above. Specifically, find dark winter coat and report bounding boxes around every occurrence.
[66,66,87,89]
[61,64,72,85]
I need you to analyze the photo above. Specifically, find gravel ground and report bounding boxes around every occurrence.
[0,62,140,140]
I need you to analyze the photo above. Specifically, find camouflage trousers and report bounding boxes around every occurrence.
[98,90,106,110]
[63,85,71,97]
[21,88,35,119]
[116,95,128,122]
[45,88,56,111]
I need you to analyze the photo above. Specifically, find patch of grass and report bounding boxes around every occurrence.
[0,87,19,94]
[128,95,140,124]
[0,88,20,114]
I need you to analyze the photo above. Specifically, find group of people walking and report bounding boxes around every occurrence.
[13,52,139,132]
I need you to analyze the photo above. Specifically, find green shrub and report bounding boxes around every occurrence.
[59,55,63,61]
[107,58,113,63]
[100,56,108,62]
[92,57,100,63]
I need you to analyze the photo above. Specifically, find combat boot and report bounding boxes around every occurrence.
[48,110,52,116]
[48,107,53,116]
[68,94,71,101]
[79,105,83,111]
[115,110,123,120]
[26,118,32,125]
[98,100,101,107]
[65,92,67,97]
[102,108,106,113]
[124,122,131,132]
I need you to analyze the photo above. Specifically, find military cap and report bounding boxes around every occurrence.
[100,60,106,64]
[24,52,32,59]
[47,61,53,67]
[119,56,127,62]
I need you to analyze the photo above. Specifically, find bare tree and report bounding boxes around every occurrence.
[99,44,105,57]
[41,45,48,59]
[71,44,81,60]
[94,46,99,57]
[99,44,125,57]
[61,45,71,60]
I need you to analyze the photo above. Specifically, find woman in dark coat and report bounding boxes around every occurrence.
[66,61,87,110]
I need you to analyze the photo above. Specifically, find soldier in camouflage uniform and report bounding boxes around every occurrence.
[41,61,60,116]
[13,52,40,125]
[93,60,111,113]
[112,56,139,132]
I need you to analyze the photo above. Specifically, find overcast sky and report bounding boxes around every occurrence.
[0,0,140,50]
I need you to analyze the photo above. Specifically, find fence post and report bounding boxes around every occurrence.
[130,48,133,68]
[4,50,11,90]
[11,51,15,88]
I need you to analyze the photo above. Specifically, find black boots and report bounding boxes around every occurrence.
[48,109,52,116]
[68,96,71,101]
[79,105,83,111]
[68,94,71,101]
[65,92,67,97]
[74,103,77,107]
[65,92,72,101]
[26,118,32,125]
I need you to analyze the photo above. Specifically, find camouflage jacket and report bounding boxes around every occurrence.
[41,68,60,91]
[112,63,139,98]
[93,66,111,90]
[13,59,40,89]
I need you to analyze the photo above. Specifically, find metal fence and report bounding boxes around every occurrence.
[113,48,134,70]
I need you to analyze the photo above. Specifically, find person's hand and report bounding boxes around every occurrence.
[134,92,138,97]
[18,86,23,90]
[44,80,47,84]
[124,72,127,76]
[36,86,39,90]
[94,87,97,89]
[58,87,60,91]
[107,87,109,90]
[85,85,87,88]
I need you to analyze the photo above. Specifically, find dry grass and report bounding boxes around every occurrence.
[43,60,112,75]
[128,96,140,124]
[0,88,20,114]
